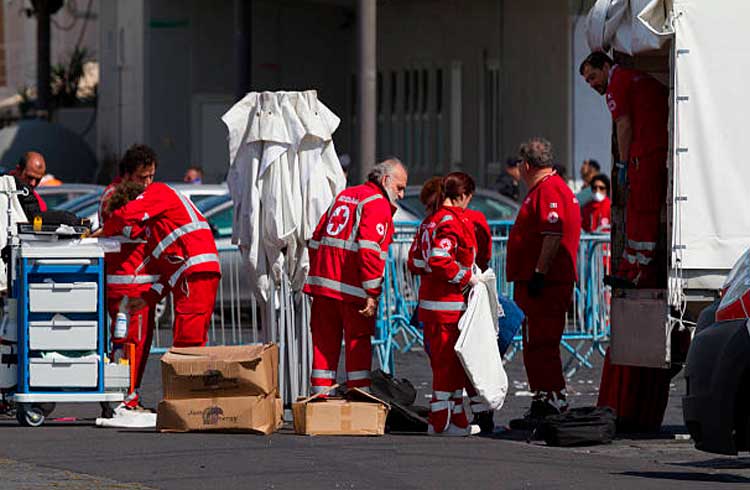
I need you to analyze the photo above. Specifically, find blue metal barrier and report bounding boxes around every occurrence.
[376,221,611,377]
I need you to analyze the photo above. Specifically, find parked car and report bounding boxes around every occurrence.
[397,186,519,222]
[38,184,103,210]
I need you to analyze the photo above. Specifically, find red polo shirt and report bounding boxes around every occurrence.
[606,66,668,159]
[506,173,581,282]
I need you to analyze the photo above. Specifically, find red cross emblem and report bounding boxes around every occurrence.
[326,205,351,236]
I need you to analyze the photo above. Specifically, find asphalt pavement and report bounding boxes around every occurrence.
[1,347,749,490]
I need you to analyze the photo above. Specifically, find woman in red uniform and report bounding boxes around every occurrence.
[409,176,495,434]
[581,174,611,233]
[416,172,479,436]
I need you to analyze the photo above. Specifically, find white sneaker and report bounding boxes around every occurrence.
[427,423,472,437]
[469,424,481,435]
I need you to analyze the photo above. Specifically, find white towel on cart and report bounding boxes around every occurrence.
[455,269,508,411]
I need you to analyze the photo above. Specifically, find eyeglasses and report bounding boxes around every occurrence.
[591,185,607,191]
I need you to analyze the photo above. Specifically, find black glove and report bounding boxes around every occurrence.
[528,272,545,298]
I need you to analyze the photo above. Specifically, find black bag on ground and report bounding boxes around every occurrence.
[369,369,428,433]
[539,407,616,447]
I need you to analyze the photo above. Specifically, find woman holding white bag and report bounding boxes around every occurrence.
[409,172,480,436]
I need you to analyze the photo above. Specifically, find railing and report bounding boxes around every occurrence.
[150,223,612,401]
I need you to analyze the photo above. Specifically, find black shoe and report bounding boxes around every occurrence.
[603,275,636,289]
[471,411,495,435]
[509,399,563,431]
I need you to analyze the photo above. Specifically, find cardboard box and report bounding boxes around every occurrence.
[292,385,389,436]
[161,344,278,399]
[157,395,278,434]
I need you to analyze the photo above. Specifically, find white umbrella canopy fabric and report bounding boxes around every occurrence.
[222,90,346,299]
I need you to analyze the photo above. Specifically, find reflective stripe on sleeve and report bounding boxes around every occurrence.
[452,404,464,414]
[122,226,132,239]
[449,268,467,285]
[419,299,467,311]
[362,278,383,290]
[438,215,454,224]
[151,283,164,295]
[308,240,320,249]
[311,369,336,379]
[311,385,333,394]
[305,276,367,298]
[412,259,426,269]
[347,370,370,381]
[429,248,451,258]
[433,391,451,400]
[380,251,389,260]
[152,222,212,258]
[107,274,160,285]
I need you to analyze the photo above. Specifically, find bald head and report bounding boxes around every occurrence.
[17,152,46,188]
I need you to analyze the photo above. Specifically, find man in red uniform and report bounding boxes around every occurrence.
[99,145,160,410]
[304,158,407,395]
[580,51,668,288]
[581,52,672,432]
[103,181,221,349]
[506,138,581,428]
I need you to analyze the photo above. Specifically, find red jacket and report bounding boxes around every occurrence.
[418,206,477,324]
[582,197,611,233]
[100,178,161,297]
[507,173,581,283]
[103,182,220,302]
[465,208,492,271]
[304,181,395,304]
[407,214,437,276]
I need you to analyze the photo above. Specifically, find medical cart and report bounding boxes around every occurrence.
[4,231,126,426]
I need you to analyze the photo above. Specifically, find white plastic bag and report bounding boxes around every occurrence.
[455,269,508,410]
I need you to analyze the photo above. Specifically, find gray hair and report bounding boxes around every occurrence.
[367,157,405,182]
[518,137,554,168]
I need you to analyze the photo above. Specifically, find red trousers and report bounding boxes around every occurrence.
[514,281,574,394]
[172,272,220,347]
[424,322,470,431]
[597,349,671,432]
[617,152,667,288]
[107,294,155,390]
[310,295,374,394]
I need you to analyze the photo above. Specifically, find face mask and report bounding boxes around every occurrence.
[592,191,606,203]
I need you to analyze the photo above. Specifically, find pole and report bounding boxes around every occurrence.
[234,0,252,101]
[357,0,377,182]
[36,0,51,118]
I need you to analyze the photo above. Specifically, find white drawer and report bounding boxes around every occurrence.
[29,282,98,313]
[104,363,130,390]
[29,319,97,350]
[29,357,98,388]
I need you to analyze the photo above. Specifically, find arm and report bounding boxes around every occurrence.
[535,235,562,274]
[356,201,392,299]
[102,184,169,238]
[615,115,633,163]
[427,225,472,289]
[406,232,425,275]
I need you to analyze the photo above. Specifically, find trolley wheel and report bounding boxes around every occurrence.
[16,404,45,427]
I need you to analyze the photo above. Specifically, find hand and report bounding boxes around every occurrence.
[528,272,545,298]
[89,228,103,237]
[358,296,378,317]
[468,274,480,287]
[127,297,147,312]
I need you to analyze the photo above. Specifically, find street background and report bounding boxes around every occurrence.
[2,349,749,490]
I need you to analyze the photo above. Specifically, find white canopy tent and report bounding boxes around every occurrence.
[222,90,346,401]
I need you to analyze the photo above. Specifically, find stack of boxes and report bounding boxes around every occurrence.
[156,344,282,434]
